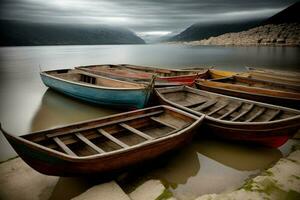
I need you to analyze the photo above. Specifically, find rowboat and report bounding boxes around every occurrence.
[40,69,154,109]
[155,86,300,147]
[0,105,204,176]
[195,76,300,109]
[197,69,239,79]
[106,64,207,85]
[246,67,300,85]
[76,64,182,87]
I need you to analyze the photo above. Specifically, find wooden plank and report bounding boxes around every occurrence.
[245,107,266,122]
[219,102,243,120]
[193,100,217,111]
[231,104,254,121]
[97,129,129,148]
[155,123,191,139]
[53,137,77,156]
[150,117,178,130]
[264,110,281,122]
[46,110,163,138]
[181,99,207,107]
[120,123,154,140]
[75,133,105,154]
[207,102,229,116]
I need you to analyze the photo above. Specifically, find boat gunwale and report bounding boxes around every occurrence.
[1,105,204,160]
[40,70,150,91]
[155,86,300,125]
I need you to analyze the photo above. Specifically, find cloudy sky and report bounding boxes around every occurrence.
[0,0,297,38]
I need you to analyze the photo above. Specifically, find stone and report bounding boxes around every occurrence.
[0,157,58,200]
[194,150,300,200]
[129,179,174,200]
[71,181,130,200]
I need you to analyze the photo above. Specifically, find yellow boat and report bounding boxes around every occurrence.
[197,69,240,79]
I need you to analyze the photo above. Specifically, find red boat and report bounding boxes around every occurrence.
[155,86,300,148]
[76,64,208,86]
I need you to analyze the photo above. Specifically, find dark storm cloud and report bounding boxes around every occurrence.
[0,0,298,35]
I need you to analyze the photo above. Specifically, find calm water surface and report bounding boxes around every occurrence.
[0,44,299,199]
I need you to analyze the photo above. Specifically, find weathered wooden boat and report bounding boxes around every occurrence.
[195,76,300,109]
[155,86,300,147]
[246,67,300,85]
[40,69,154,109]
[76,64,182,87]
[197,69,239,79]
[0,105,204,176]
[116,64,207,85]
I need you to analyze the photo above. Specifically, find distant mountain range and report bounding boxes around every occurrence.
[166,20,263,42]
[183,2,300,46]
[0,20,145,46]
[262,1,299,25]
[166,2,299,43]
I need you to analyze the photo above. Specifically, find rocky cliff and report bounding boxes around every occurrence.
[189,23,299,46]
[181,2,300,47]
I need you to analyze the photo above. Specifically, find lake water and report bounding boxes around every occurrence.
[0,44,299,199]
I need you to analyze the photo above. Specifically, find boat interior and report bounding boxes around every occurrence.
[77,65,154,78]
[157,87,299,123]
[21,107,195,157]
[44,69,145,88]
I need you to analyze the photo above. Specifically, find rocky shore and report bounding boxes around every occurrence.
[187,23,300,46]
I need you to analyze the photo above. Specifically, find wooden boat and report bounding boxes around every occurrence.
[40,69,154,109]
[246,67,300,85]
[155,86,300,147]
[195,76,300,109]
[197,69,239,79]
[76,64,182,87]
[0,105,204,176]
[76,64,207,86]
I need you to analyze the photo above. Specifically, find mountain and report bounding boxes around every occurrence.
[185,2,300,46]
[262,1,300,25]
[0,20,145,46]
[167,20,263,42]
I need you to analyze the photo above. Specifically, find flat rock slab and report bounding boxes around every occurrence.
[71,181,130,200]
[0,157,58,200]
[129,179,175,200]
[195,149,300,200]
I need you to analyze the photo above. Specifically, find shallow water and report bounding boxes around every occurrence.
[0,44,299,199]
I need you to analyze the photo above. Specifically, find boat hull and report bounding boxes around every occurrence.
[3,129,196,176]
[1,105,203,176]
[155,86,300,148]
[196,81,300,109]
[157,74,200,86]
[40,73,150,109]
[203,118,298,147]
[246,67,300,85]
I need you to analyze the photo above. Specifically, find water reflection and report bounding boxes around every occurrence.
[30,89,119,132]
[196,138,282,170]
[117,137,283,200]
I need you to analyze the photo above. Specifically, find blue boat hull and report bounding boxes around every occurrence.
[40,74,151,109]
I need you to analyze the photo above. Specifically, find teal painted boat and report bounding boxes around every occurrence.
[40,69,154,109]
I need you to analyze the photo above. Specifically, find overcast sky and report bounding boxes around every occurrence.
[0,0,297,37]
